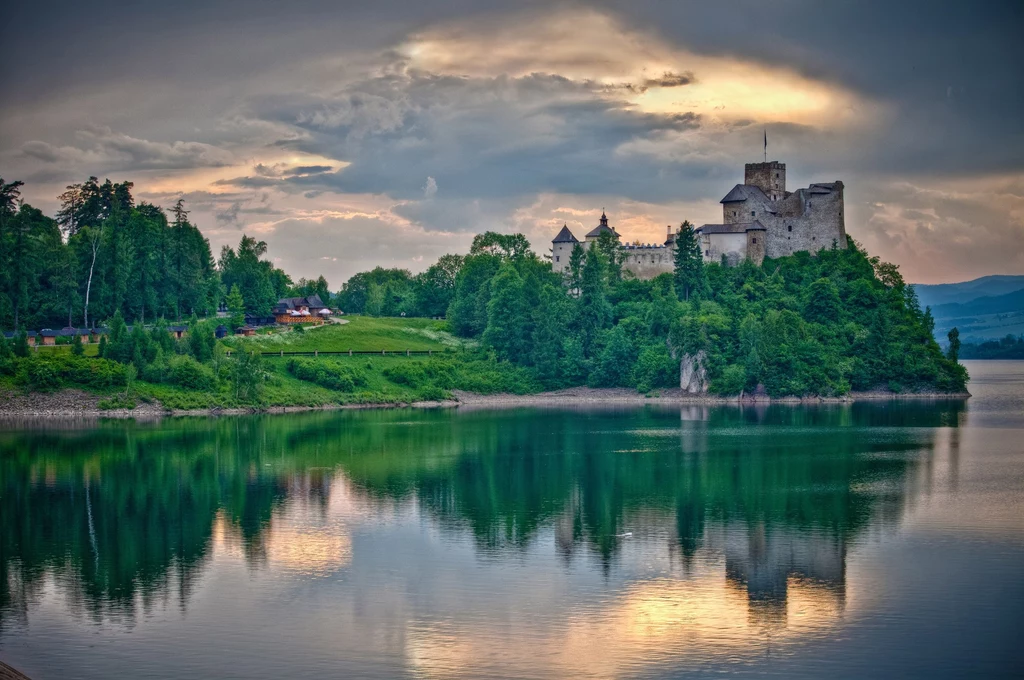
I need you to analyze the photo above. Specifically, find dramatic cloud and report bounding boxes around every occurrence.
[0,1,1021,283]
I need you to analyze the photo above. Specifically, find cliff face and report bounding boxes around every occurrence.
[680,351,709,394]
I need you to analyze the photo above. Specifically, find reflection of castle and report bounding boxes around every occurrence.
[717,524,846,626]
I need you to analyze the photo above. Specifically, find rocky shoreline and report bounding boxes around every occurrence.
[0,385,971,420]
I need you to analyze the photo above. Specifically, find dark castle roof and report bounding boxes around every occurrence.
[552,225,578,243]
[696,221,766,235]
[720,184,770,204]
[274,294,329,313]
[585,211,619,239]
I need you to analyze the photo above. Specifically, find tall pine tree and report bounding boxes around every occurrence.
[673,220,706,301]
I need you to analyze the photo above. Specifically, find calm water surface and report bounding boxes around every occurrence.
[1,361,1022,679]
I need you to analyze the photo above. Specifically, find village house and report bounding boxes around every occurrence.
[3,330,38,345]
[39,328,89,345]
[273,295,332,325]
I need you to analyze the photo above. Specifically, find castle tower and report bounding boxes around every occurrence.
[745,161,786,202]
[551,223,578,273]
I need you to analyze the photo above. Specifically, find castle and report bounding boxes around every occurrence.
[551,160,847,278]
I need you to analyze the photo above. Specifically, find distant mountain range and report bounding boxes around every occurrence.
[913,275,1024,309]
[911,275,1024,343]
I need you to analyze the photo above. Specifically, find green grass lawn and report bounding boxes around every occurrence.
[33,344,100,357]
[2,317,534,411]
[222,316,467,353]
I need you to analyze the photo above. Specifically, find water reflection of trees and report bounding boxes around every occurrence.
[0,400,964,628]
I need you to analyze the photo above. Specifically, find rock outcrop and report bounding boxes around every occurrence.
[680,351,709,394]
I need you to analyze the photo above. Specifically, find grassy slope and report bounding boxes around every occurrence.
[6,317,530,410]
[134,317,498,409]
[222,316,459,353]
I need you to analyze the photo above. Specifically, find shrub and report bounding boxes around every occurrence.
[15,358,62,391]
[711,364,747,395]
[286,358,366,392]
[634,344,678,393]
[383,363,427,387]
[13,355,128,391]
[170,355,216,390]
[98,394,136,410]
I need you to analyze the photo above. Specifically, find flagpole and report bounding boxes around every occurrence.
[764,129,767,163]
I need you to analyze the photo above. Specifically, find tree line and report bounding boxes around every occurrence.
[337,222,967,395]
[0,177,328,332]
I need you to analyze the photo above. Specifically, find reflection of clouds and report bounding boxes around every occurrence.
[405,568,846,680]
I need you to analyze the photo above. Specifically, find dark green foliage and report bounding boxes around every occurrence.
[589,326,636,387]
[98,393,137,410]
[226,284,246,330]
[71,333,84,356]
[634,343,678,393]
[575,247,609,358]
[337,267,414,316]
[218,235,290,316]
[13,354,128,391]
[13,331,30,358]
[429,233,966,397]
[230,351,267,403]
[483,262,531,361]
[287,358,368,392]
[960,334,1024,359]
[673,220,706,301]
[947,327,961,362]
[169,356,216,390]
[803,278,842,324]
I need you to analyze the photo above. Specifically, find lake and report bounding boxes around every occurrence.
[1,361,1022,679]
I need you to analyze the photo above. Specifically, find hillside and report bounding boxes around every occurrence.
[913,275,1024,309]
[921,284,1024,343]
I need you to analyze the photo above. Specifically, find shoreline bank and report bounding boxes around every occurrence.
[0,386,971,420]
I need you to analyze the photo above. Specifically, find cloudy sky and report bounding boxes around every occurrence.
[1,0,1021,284]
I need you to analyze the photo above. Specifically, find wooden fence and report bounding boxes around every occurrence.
[224,349,449,358]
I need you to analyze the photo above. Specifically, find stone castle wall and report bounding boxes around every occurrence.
[621,245,674,278]
[762,182,846,258]
[744,161,787,201]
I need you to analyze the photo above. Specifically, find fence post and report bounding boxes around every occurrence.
[280,350,284,357]
[429,350,432,356]
[314,350,318,357]
[349,349,353,356]
[382,349,385,355]
[406,349,410,356]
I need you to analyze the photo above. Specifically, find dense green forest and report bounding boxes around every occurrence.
[0,176,967,403]
[0,177,314,330]
[959,335,1024,360]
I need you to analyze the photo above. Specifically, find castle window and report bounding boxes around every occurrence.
[752,238,757,244]
[751,211,756,217]
[705,250,710,256]
[788,225,792,232]
[555,256,560,262]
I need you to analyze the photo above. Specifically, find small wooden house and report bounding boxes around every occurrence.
[3,330,37,346]
[40,328,87,345]
[236,325,256,336]
[168,325,188,340]
[273,295,331,325]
